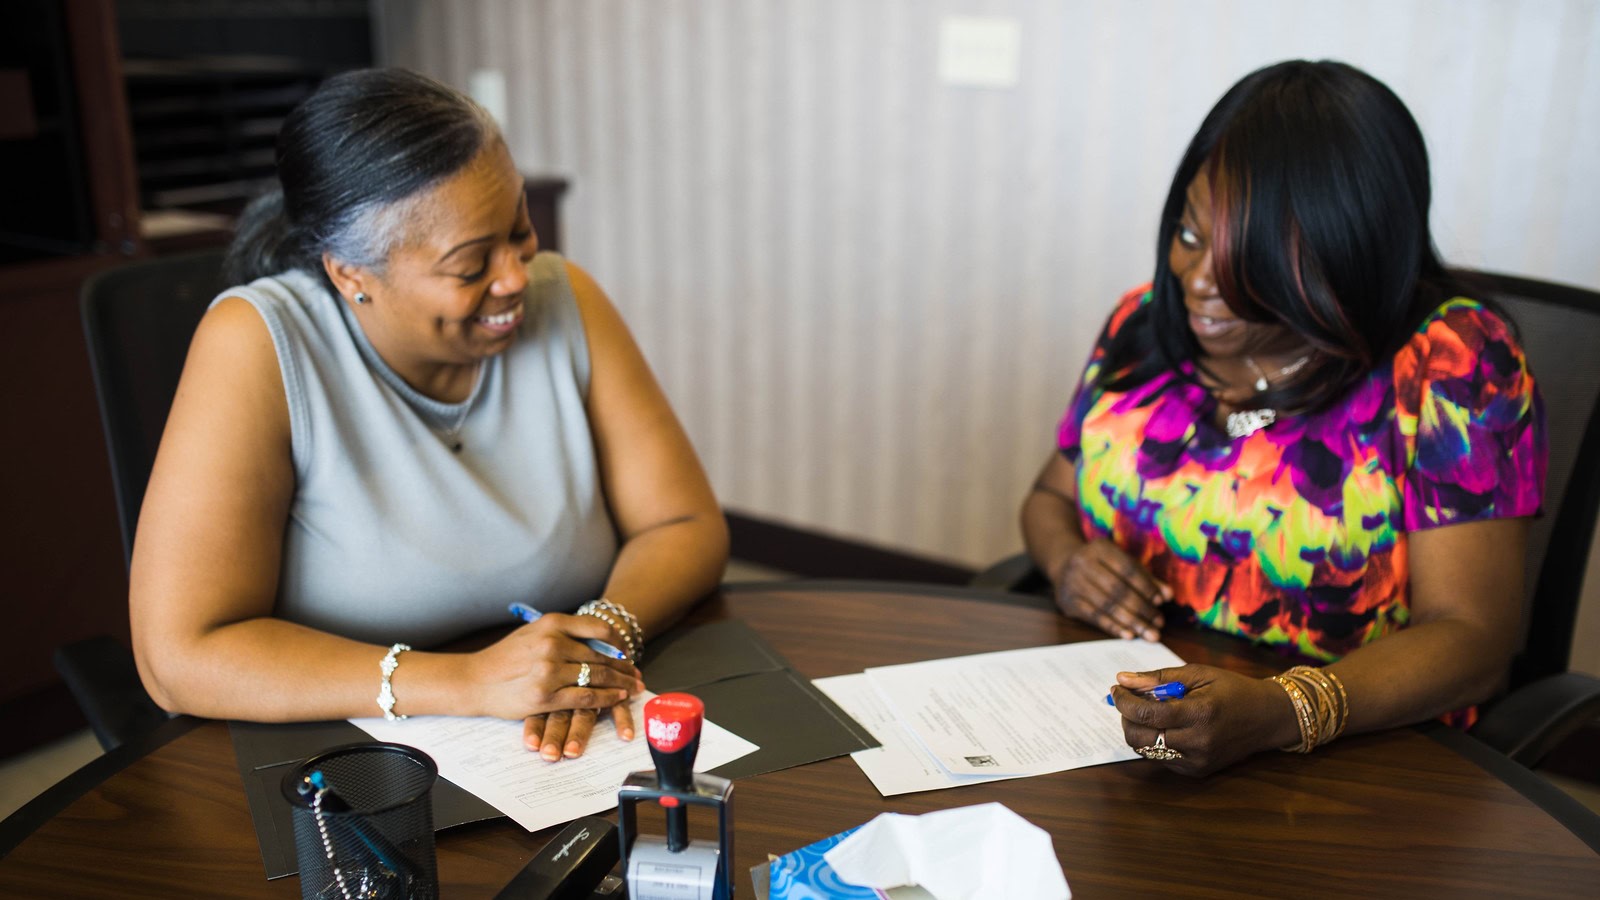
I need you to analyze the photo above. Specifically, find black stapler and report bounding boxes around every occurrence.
[493,815,622,900]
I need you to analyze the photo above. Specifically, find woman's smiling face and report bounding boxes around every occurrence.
[1169,172,1298,362]
[353,139,539,389]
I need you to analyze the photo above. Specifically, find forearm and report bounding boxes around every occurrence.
[138,617,478,722]
[1021,485,1086,585]
[1320,616,1511,736]
[599,511,729,643]
[1237,617,1509,760]
[1301,518,1525,743]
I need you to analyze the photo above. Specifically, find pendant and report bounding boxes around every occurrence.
[1226,408,1276,439]
[1254,376,1269,392]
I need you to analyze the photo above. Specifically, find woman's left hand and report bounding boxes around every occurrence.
[524,696,637,762]
[1107,664,1300,776]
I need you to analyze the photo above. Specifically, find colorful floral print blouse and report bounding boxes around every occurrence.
[1058,287,1547,666]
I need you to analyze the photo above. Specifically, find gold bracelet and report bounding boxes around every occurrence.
[1271,674,1317,753]
[1288,666,1347,746]
[1278,666,1350,751]
[1271,675,1310,752]
[1288,670,1330,749]
[1284,668,1332,747]
[1322,668,1349,741]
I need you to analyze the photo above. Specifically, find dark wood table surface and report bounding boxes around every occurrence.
[4,581,1600,898]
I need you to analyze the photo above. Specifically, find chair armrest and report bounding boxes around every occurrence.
[969,552,1052,596]
[1470,672,1600,768]
[52,635,171,752]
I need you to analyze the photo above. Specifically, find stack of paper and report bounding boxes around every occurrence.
[814,640,1184,795]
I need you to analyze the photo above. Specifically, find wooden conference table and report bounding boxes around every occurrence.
[3,582,1600,898]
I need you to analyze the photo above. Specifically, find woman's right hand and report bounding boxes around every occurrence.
[1052,538,1171,641]
[468,612,643,723]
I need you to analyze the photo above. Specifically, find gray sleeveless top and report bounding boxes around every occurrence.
[219,252,617,647]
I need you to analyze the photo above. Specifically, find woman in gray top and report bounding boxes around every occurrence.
[130,69,728,761]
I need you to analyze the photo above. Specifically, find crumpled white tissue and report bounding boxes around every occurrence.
[821,802,1070,900]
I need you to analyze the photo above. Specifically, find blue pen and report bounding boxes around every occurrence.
[508,602,628,659]
[1105,681,1187,705]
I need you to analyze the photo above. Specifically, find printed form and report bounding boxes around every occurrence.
[352,693,757,832]
[831,640,1183,790]
[814,672,1024,796]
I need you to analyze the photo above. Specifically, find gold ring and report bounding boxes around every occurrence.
[1136,731,1184,761]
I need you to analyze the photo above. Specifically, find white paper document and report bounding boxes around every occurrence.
[814,673,1025,796]
[863,640,1185,778]
[351,694,758,833]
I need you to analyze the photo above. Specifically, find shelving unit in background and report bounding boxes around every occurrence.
[121,55,330,251]
[124,56,319,212]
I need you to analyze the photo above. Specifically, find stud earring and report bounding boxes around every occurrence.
[353,292,368,305]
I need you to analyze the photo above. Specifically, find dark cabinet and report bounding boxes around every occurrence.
[1,0,142,758]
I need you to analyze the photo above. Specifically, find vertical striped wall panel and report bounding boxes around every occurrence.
[377,0,1600,668]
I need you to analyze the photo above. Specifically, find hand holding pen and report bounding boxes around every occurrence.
[1106,664,1299,777]
[494,602,645,762]
[509,603,628,659]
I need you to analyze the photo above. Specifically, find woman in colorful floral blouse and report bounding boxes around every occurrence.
[1022,60,1547,775]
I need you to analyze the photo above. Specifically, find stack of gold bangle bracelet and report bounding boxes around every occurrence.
[1270,665,1348,753]
[577,597,644,662]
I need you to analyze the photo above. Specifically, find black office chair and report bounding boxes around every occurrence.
[974,270,1600,769]
[54,248,230,750]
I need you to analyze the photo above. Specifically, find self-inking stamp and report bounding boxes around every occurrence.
[618,693,735,899]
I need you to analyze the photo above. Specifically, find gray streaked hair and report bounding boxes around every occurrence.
[225,68,499,291]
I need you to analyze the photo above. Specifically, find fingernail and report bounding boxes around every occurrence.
[564,742,581,758]
[621,728,634,741]
[541,747,560,761]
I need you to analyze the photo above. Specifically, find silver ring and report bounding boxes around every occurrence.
[1136,730,1184,761]
[576,662,591,688]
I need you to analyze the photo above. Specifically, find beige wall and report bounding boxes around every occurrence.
[377,0,1600,674]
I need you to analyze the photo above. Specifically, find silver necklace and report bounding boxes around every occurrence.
[1226,353,1311,439]
[437,363,483,453]
[1243,354,1311,392]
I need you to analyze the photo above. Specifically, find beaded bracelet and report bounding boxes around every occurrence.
[588,597,643,647]
[577,604,638,661]
[377,643,411,721]
[577,598,644,662]
[582,608,634,659]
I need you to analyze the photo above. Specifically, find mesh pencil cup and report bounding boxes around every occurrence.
[281,742,439,900]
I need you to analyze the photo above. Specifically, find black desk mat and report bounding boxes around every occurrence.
[643,619,878,780]
[231,618,876,880]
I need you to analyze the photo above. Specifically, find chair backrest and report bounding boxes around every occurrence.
[1465,270,1600,689]
[81,248,229,567]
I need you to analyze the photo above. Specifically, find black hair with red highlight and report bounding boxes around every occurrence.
[1097,60,1473,414]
